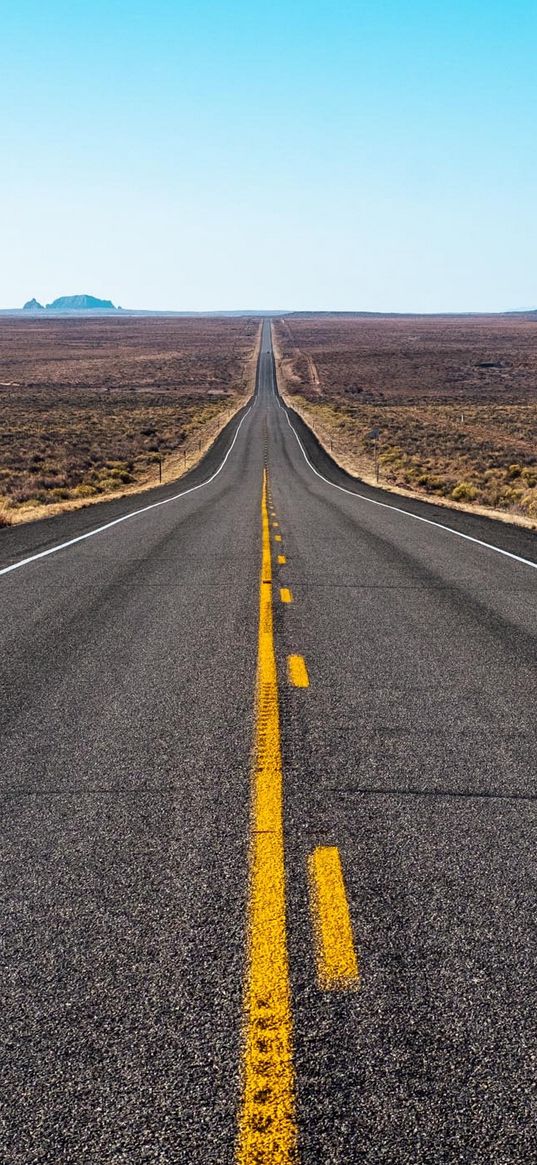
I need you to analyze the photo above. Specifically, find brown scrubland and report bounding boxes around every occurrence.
[273,314,537,525]
[0,316,259,525]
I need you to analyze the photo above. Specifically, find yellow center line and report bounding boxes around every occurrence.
[307,846,359,991]
[236,470,297,1164]
[277,555,287,565]
[287,655,309,688]
[275,534,282,543]
[280,588,293,604]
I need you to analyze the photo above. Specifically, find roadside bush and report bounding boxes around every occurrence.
[451,482,478,501]
[73,483,99,498]
[98,466,134,484]
[522,492,537,517]
[97,476,122,492]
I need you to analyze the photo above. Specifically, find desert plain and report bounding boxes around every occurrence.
[274,313,537,524]
[2,311,536,529]
[0,315,259,524]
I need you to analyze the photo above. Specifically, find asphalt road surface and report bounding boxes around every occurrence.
[2,321,537,1164]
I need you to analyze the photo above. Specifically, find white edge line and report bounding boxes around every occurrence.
[281,406,537,573]
[0,405,253,578]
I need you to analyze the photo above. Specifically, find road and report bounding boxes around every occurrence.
[1,320,537,1163]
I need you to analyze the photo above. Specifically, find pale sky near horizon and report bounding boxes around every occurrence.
[1,0,536,312]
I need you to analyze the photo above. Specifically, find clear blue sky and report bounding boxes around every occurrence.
[1,0,536,311]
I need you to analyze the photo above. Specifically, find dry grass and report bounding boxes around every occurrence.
[274,314,537,523]
[0,316,259,524]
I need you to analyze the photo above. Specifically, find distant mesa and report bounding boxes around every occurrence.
[46,294,118,311]
[22,294,118,311]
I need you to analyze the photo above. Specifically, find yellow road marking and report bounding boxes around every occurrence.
[275,534,282,543]
[273,522,279,528]
[277,555,286,565]
[287,655,309,688]
[280,588,293,603]
[236,471,297,1164]
[307,847,359,990]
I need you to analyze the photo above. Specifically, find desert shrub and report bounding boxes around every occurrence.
[105,467,134,483]
[73,483,99,498]
[105,460,131,471]
[431,477,452,494]
[503,486,525,503]
[452,481,478,501]
[97,476,122,492]
[7,486,31,505]
[379,447,404,465]
[399,467,418,483]
[0,510,12,527]
[521,492,537,516]
[32,474,66,491]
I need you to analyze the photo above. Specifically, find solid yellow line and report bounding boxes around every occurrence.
[287,655,309,687]
[236,471,297,1164]
[277,555,287,565]
[307,847,359,990]
[280,588,293,604]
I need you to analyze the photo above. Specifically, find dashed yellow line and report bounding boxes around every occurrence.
[275,534,282,543]
[236,471,297,1164]
[273,522,279,528]
[307,847,359,991]
[280,588,293,604]
[287,655,309,687]
[277,555,286,565]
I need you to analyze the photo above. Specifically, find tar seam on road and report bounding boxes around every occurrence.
[307,847,359,991]
[236,470,297,1164]
[0,404,254,579]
